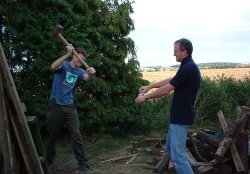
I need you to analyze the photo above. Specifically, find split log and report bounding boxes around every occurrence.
[217,111,245,173]
[214,138,232,160]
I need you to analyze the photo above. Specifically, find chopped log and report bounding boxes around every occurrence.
[197,159,218,173]
[214,138,232,160]
[217,111,230,137]
[195,132,220,147]
[101,153,139,163]
[153,153,169,174]
[217,111,245,172]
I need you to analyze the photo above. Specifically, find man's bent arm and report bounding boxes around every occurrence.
[51,53,71,71]
[146,83,175,99]
[148,78,173,89]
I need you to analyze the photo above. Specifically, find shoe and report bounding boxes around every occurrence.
[79,164,93,173]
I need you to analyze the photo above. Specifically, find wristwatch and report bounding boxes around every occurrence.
[144,95,149,100]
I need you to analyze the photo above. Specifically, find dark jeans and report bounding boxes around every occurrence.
[45,100,87,166]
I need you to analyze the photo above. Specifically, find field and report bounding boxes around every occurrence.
[142,68,250,82]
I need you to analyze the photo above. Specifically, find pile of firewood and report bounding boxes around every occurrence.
[154,106,250,174]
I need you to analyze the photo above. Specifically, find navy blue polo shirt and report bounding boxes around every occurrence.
[169,56,201,125]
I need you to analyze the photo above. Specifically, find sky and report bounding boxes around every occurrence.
[129,0,250,67]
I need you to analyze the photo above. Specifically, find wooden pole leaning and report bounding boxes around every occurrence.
[0,42,44,174]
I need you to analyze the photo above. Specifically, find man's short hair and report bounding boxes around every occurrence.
[174,38,193,56]
[76,48,88,57]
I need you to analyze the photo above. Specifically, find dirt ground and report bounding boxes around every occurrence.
[47,132,167,174]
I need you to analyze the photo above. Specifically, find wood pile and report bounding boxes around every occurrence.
[154,106,250,174]
[0,43,47,174]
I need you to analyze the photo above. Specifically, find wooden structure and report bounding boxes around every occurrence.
[0,43,47,173]
[154,106,250,174]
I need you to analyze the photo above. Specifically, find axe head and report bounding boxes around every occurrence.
[51,25,63,38]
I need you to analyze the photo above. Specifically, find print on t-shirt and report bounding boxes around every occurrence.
[63,72,78,88]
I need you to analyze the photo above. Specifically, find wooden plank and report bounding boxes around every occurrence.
[0,43,43,174]
[0,73,15,173]
[229,143,245,172]
[26,116,48,174]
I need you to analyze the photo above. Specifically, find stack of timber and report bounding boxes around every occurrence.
[0,43,47,174]
[154,106,250,174]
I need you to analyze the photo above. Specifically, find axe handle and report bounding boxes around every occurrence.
[72,49,90,69]
[57,33,90,69]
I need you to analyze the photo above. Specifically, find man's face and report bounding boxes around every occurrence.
[173,43,187,62]
[73,53,86,67]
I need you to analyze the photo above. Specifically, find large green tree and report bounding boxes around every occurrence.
[0,0,148,132]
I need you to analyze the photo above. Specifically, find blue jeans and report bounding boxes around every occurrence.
[166,123,194,174]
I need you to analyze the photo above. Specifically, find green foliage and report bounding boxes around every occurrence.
[194,75,250,129]
[0,0,148,133]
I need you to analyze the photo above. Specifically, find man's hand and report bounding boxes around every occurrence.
[139,86,150,94]
[135,95,147,103]
[86,67,96,76]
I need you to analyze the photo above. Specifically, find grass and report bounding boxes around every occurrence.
[49,131,167,174]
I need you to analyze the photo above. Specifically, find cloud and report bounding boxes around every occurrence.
[130,0,250,66]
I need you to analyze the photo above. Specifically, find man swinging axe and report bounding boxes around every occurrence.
[45,25,95,173]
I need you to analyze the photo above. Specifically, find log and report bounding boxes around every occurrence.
[153,153,169,174]
[235,132,248,171]
[229,143,245,172]
[101,153,139,163]
[217,111,229,137]
[195,132,220,147]
[217,111,245,172]
[214,138,232,160]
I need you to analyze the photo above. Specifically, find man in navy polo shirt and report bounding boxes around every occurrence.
[135,38,201,174]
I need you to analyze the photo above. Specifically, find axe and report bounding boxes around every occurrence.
[51,25,90,69]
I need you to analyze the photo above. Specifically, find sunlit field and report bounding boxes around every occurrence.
[142,68,250,82]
